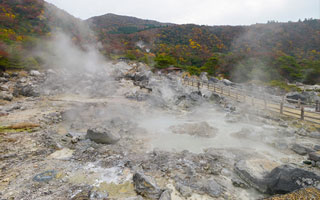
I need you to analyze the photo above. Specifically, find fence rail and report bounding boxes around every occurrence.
[182,78,320,125]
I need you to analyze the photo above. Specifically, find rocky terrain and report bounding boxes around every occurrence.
[1,62,320,200]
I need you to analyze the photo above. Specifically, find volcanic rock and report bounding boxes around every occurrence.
[86,127,120,144]
[132,172,163,199]
[291,143,314,155]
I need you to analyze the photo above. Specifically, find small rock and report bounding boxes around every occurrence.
[309,132,320,139]
[291,143,314,155]
[33,170,57,182]
[309,151,320,162]
[2,73,10,78]
[5,104,21,112]
[314,145,320,151]
[71,136,80,144]
[29,70,41,76]
[303,160,312,165]
[175,182,192,198]
[222,79,234,86]
[86,127,120,144]
[232,177,249,189]
[316,161,320,168]
[159,190,171,200]
[201,179,222,198]
[0,85,9,91]
[133,172,163,200]
[48,148,74,160]
[11,72,18,77]
[0,91,13,101]
[0,77,8,83]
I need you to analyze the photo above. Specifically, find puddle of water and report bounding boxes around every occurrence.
[138,104,288,159]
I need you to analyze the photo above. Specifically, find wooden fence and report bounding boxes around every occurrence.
[182,78,320,125]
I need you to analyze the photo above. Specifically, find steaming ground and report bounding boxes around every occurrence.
[1,34,320,199]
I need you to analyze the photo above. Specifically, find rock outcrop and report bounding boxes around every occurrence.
[235,159,320,195]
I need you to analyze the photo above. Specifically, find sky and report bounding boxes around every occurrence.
[46,0,320,25]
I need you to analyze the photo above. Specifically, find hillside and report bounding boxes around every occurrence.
[87,13,173,34]
[0,0,92,71]
[90,17,320,84]
[0,0,319,84]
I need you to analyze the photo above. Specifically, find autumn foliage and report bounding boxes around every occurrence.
[0,0,319,84]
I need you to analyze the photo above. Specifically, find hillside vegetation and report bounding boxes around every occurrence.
[1,0,319,84]
[0,0,92,71]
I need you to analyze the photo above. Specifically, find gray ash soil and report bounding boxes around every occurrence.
[1,63,320,200]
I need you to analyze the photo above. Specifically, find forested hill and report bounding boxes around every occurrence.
[1,0,320,84]
[89,15,320,84]
[87,13,173,34]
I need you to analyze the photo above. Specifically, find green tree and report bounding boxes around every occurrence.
[274,55,303,82]
[24,57,39,69]
[125,51,137,60]
[154,54,176,68]
[201,56,219,76]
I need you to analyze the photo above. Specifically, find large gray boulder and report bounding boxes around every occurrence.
[86,127,120,144]
[132,172,163,200]
[235,159,320,195]
[265,164,320,195]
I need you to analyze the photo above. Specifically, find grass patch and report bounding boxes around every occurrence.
[267,80,302,92]
[0,123,39,133]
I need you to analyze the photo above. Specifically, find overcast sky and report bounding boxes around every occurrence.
[46,0,319,25]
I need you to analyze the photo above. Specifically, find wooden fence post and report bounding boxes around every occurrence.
[316,100,320,112]
[213,85,216,92]
[280,102,283,114]
[301,106,304,120]
[298,98,301,108]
